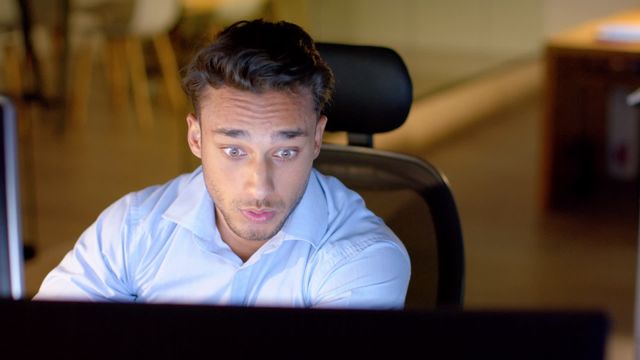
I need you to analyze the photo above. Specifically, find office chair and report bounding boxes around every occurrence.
[314,43,465,309]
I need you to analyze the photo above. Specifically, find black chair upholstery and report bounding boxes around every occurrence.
[315,42,465,309]
[319,43,412,145]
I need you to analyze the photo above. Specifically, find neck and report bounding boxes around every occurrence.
[216,210,266,262]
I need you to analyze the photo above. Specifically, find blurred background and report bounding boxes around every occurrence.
[1,0,639,358]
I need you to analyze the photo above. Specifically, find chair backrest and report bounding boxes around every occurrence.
[0,0,19,29]
[71,0,181,37]
[317,43,413,147]
[314,42,465,309]
[210,0,270,26]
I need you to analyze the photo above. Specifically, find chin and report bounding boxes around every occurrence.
[239,230,277,242]
[235,222,283,242]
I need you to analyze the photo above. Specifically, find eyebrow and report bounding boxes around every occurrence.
[275,128,308,140]
[213,128,248,138]
[213,128,308,140]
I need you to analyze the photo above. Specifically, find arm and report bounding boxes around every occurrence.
[33,196,137,302]
[309,241,411,310]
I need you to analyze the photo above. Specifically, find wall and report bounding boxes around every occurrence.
[275,0,639,48]
[272,0,639,97]
[542,0,640,35]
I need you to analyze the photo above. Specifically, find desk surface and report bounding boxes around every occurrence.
[548,8,640,53]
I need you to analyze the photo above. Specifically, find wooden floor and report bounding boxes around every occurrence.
[17,62,637,359]
[423,94,636,360]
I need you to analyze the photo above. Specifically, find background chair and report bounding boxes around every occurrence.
[1,0,51,105]
[0,0,23,98]
[69,0,185,128]
[314,43,465,309]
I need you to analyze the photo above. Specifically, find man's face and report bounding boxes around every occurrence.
[186,86,326,247]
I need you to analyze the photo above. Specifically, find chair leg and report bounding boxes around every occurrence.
[152,33,186,112]
[3,42,24,98]
[69,40,94,127]
[104,38,129,118]
[124,37,153,129]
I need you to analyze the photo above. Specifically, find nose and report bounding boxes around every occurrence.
[245,156,275,201]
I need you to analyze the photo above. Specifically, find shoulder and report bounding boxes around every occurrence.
[92,167,204,270]
[304,170,411,308]
[95,167,203,231]
[92,168,203,249]
[311,169,357,205]
[310,169,410,268]
[315,223,410,272]
[125,169,200,221]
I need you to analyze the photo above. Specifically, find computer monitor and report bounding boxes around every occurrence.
[0,96,24,300]
[0,300,610,359]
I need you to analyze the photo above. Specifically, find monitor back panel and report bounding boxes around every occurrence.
[0,300,609,360]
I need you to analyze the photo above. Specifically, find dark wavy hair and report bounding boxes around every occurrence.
[182,19,334,117]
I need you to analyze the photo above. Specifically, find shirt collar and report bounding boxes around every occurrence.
[276,169,328,249]
[163,167,217,243]
[162,167,328,248]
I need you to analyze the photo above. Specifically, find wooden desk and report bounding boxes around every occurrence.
[543,9,640,210]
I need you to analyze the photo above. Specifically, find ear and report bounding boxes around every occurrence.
[313,115,327,159]
[186,113,202,159]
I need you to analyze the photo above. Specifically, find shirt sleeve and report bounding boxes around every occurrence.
[33,195,137,302]
[308,240,411,310]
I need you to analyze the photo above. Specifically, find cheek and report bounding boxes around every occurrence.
[200,142,235,175]
[275,160,313,196]
[201,154,239,198]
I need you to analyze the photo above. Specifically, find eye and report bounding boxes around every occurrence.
[222,147,246,158]
[274,148,298,160]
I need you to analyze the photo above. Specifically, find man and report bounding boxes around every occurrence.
[35,20,411,309]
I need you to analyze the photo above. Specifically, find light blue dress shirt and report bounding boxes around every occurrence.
[35,167,411,309]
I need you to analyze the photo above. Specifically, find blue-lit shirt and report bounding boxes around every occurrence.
[34,167,411,309]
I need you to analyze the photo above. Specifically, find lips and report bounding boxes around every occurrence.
[241,209,276,223]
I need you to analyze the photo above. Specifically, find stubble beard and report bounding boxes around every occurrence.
[216,180,308,242]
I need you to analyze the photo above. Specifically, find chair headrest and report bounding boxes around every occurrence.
[316,43,413,134]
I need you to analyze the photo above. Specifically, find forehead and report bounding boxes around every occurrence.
[199,86,316,128]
